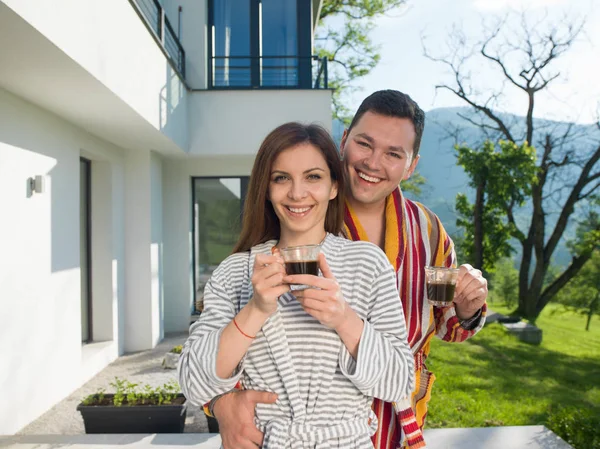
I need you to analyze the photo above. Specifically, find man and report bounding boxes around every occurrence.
[205,90,488,449]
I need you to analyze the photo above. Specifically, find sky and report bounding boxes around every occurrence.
[344,0,600,124]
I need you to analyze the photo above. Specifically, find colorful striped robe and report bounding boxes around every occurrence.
[343,188,487,449]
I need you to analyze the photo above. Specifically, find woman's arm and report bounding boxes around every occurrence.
[338,261,415,403]
[215,300,270,378]
[178,252,288,405]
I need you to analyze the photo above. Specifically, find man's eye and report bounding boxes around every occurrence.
[357,140,371,148]
[389,152,402,159]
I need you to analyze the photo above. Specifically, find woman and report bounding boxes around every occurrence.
[178,123,414,448]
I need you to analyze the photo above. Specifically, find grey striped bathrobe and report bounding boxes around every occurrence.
[179,233,414,449]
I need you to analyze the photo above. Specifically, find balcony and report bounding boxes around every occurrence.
[130,0,186,80]
[209,56,328,89]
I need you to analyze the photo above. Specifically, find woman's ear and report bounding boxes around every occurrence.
[329,180,338,200]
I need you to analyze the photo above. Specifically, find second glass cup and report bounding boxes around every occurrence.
[424,266,460,307]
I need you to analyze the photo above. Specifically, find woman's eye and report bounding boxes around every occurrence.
[307,174,322,180]
[272,175,288,183]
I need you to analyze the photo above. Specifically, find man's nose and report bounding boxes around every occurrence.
[363,149,383,171]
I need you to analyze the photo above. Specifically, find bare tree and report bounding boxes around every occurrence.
[425,11,600,320]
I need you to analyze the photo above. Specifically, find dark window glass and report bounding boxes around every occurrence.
[212,0,251,86]
[261,0,298,86]
[192,177,249,313]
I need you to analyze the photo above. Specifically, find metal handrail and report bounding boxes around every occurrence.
[130,0,186,79]
[210,55,328,89]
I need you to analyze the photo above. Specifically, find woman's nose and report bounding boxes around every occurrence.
[288,180,308,200]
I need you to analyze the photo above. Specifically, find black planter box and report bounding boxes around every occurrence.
[77,394,187,434]
[207,416,220,433]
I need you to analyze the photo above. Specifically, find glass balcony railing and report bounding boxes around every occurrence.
[130,0,186,79]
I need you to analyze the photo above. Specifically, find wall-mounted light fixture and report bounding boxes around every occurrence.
[29,175,46,194]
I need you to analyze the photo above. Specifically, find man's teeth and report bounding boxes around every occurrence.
[288,207,311,213]
[358,172,382,183]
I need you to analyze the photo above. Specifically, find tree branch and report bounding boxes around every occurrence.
[545,145,600,260]
[537,251,594,314]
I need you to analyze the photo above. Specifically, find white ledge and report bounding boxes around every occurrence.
[0,426,572,449]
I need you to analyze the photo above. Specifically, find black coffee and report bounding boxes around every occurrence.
[426,281,456,304]
[285,260,318,276]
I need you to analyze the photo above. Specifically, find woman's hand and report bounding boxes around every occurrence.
[284,253,349,330]
[249,251,289,316]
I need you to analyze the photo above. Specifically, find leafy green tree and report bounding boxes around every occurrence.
[490,258,519,308]
[315,0,406,123]
[455,140,537,272]
[401,170,427,199]
[549,202,600,330]
[426,12,600,320]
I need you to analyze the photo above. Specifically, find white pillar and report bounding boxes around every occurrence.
[124,150,163,351]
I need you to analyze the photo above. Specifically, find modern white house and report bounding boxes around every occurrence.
[0,0,331,434]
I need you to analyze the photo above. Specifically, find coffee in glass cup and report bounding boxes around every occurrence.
[279,244,321,277]
[424,266,459,307]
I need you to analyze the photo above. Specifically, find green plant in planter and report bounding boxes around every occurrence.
[81,377,181,407]
[170,345,183,354]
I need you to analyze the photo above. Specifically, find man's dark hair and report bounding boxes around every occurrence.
[348,90,426,156]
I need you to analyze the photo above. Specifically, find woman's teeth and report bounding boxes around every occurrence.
[287,207,311,213]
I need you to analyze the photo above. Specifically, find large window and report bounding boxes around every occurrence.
[192,177,249,313]
[209,0,311,88]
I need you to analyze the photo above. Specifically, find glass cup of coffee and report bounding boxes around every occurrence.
[280,245,321,280]
[424,266,460,307]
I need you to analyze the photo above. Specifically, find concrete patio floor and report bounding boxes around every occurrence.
[17,333,208,435]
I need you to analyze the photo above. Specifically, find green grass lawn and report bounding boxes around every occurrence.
[425,301,600,430]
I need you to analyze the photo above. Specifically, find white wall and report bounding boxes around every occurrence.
[162,155,255,333]
[163,0,207,89]
[3,0,189,151]
[0,88,126,434]
[189,90,332,156]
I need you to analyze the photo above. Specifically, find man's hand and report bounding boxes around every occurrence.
[213,390,278,449]
[453,264,488,320]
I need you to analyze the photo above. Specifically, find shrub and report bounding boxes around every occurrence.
[170,345,183,354]
[546,406,600,449]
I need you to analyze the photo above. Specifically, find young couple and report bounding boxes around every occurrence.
[179,90,488,449]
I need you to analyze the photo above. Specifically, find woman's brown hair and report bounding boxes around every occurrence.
[232,122,345,253]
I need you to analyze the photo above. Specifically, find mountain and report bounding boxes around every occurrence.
[417,107,599,267]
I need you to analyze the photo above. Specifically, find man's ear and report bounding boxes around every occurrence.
[339,129,349,158]
[403,154,420,181]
